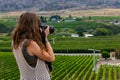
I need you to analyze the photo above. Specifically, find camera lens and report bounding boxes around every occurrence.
[40,26,54,34]
[49,26,54,34]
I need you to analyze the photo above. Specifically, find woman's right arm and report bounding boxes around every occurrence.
[27,40,55,62]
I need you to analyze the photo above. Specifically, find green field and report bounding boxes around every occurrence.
[0,20,16,28]
[0,35,120,52]
[51,35,120,50]
[0,52,120,80]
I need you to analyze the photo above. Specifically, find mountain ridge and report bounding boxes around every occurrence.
[0,0,120,12]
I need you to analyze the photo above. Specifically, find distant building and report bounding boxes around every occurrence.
[109,20,120,25]
[114,22,120,25]
[71,34,79,37]
[84,34,93,38]
[64,19,76,22]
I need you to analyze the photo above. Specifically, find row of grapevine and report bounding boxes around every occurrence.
[52,56,90,80]
[0,52,19,80]
[95,65,120,80]
[1,52,120,80]
[95,65,102,80]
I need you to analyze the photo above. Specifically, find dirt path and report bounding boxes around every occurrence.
[95,58,120,72]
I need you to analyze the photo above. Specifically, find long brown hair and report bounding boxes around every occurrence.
[12,12,45,49]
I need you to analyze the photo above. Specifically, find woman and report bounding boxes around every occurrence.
[11,12,55,80]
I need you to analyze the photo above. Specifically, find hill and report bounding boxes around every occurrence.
[0,0,120,12]
[1,8,120,17]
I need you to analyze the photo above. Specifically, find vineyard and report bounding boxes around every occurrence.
[1,35,120,53]
[0,52,120,80]
[1,16,120,79]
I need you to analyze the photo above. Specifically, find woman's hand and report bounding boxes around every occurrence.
[45,26,50,38]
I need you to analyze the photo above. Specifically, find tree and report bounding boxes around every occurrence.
[102,51,110,60]
[75,26,86,36]
[50,15,62,21]
[40,16,47,23]
[93,28,109,36]
[88,16,92,19]
[69,15,72,18]
[76,18,82,21]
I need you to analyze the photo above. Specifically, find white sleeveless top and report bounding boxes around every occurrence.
[12,42,51,80]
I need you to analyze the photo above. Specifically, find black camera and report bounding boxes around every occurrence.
[40,25,54,44]
[41,26,54,34]
[40,25,54,72]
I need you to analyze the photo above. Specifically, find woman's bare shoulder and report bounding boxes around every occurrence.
[28,40,40,49]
